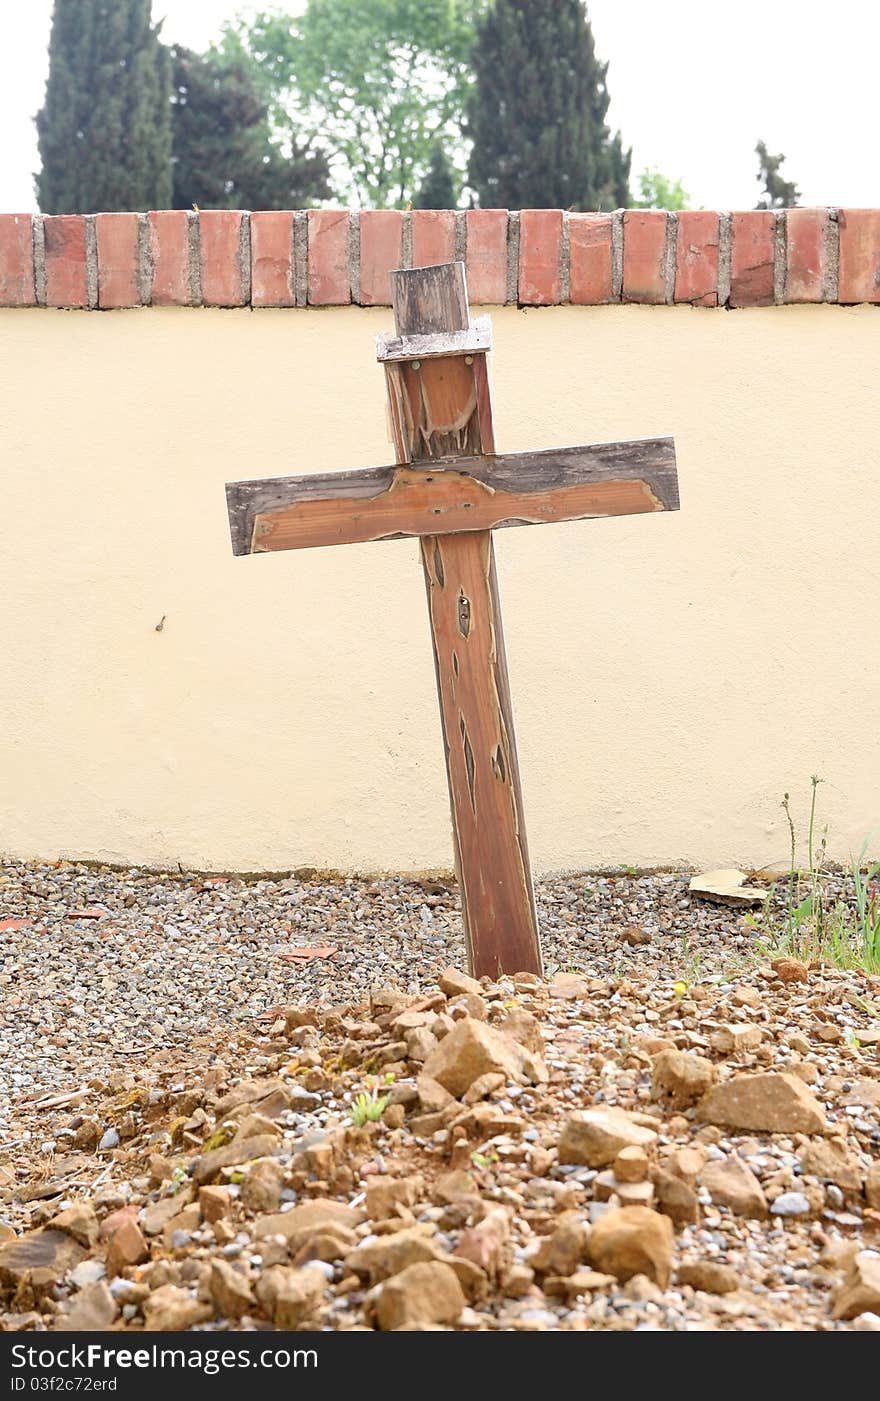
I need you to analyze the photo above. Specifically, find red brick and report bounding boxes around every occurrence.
[359,211,402,306]
[783,209,827,302]
[465,209,508,304]
[148,210,192,306]
[44,215,87,308]
[200,210,246,306]
[838,209,880,304]
[0,214,35,306]
[95,212,139,309]
[729,211,775,307]
[518,209,563,305]
[568,213,612,304]
[622,210,667,304]
[307,210,350,305]
[412,210,455,268]
[674,210,719,306]
[251,211,295,306]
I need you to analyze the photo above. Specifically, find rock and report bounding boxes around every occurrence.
[439,968,483,998]
[346,1226,448,1283]
[433,1171,482,1211]
[557,1108,657,1168]
[622,924,651,945]
[696,1073,826,1134]
[652,1170,700,1225]
[449,992,488,1021]
[191,1134,280,1186]
[544,1269,616,1298]
[240,1158,285,1213]
[497,1008,544,1055]
[866,1162,880,1210]
[709,1024,764,1055]
[49,1203,99,1249]
[69,1260,106,1288]
[462,1072,506,1105]
[406,1027,439,1061]
[800,1139,863,1195]
[375,1261,465,1330]
[701,1157,767,1218]
[772,957,809,984]
[210,1259,255,1319]
[422,1017,546,1099]
[142,1195,188,1237]
[98,1128,120,1151]
[256,1264,327,1327]
[677,1261,739,1294]
[254,1198,361,1248]
[364,1176,423,1220]
[198,1186,231,1223]
[0,1229,87,1301]
[55,1281,118,1331]
[594,1172,655,1208]
[689,869,767,907]
[454,1209,509,1277]
[549,972,589,1000]
[527,1213,588,1277]
[664,1144,707,1184]
[832,1252,880,1321]
[615,1146,649,1183]
[853,1313,880,1332]
[588,1207,674,1289]
[106,1220,150,1279]
[416,1075,455,1114]
[770,1191,812,1217]
[651,1049,717,1109]
[622,1273,664,1302]
[294,1230,356,1265]
[162,1203,199,1250]
[143,1284,213,1331]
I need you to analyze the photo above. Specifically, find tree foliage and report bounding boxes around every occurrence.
[36,0,171,213]
[635,168,690,210]
[170,47,329,210]
[413,144,459,209]
[755,140,800,209]
[217,1,487,208]
[467,0,630,210]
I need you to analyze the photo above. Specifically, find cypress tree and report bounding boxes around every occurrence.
[170,48,330,210]
[36,0,171,214]
[413,144,459,210]
[467,0,630,210]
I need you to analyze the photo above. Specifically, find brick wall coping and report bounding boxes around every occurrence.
[1,207,878,310]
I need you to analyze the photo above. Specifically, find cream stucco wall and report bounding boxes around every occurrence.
[1,303,878,873]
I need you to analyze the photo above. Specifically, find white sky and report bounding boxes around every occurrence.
[0,0,876,211]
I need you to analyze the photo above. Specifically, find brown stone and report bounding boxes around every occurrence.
[588,1207,674,1288]
[50,1203,99,1249]
[256,1264,327,1327]
[615,1145,649,1182]
[210,1259,255,1320]
[375,1261,465,1330]
[701,1157,767,1218]
[253,1197,361,1247]
[364,1175,423,1220]
[56,1280,118,1330]
[0,1230,87,1301]
[528,1213,588,1277]
[697,1073,826,1134]
[192,1134,280,1186]
[198,1186,231,1223]
[799,1139,863,1196]
[422,1017,546,1099]
[652,1049,717,1109]
[709,1024,764,1055]
[439,967,483,998]
[557,1108,657,1168]
[866,1161,880,1209]
[677,1260,739,1294]
[832,1252,880,1320]
[346,1226,447,1283]
[240,1158,285,1213]
[652,1170,700,1225]
[106,1219,149,1277]
[143,1284,213,1331]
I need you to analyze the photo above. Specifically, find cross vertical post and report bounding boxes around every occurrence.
[382,263,542,979]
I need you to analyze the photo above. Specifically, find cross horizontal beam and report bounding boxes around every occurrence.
[226,436,678,556]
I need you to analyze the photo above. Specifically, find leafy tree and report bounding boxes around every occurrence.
[170,47,329,210]
[216,1,488,208]
[36,0,171,213]
[755,140,800,209]
[413,144,459,209]
[635,168,690,211]
[467,0,630,210]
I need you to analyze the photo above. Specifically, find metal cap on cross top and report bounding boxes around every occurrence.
[225,260,679,979]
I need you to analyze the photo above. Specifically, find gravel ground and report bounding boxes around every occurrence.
[1,859,879,1334]
[1,860,761,1116]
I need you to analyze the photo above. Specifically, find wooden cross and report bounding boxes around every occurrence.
[226,262,678,980]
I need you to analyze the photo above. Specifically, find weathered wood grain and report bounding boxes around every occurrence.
[376,316,492,364]
[226,437,678,555]
[389,260,542,977]
[390,262,469,335]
